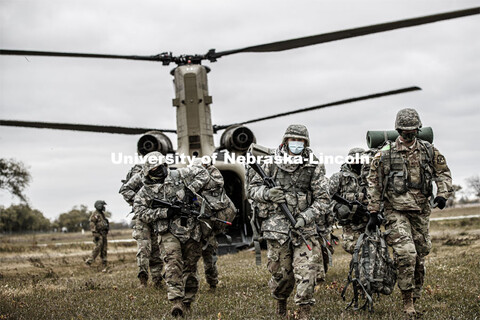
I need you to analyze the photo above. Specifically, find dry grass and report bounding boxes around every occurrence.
[1,208,480,319]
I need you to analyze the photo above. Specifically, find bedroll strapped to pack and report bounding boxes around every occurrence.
[341,228,397,312]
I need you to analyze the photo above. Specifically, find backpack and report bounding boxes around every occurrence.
[341,229,397,312]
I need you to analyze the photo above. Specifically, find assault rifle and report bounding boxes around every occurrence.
[249,160,312,251]
[332,193,370,224]
[150,198,232,226]
[332,193,383,229]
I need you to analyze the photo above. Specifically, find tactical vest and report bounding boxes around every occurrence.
[381,140,434,197]
[270,162,316,214]
[338,167,365,203]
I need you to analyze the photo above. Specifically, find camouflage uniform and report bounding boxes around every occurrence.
[119,165,164,286]
[330,148,369,255]
[201,234,219,288]
[86,201,109,266]
[367,109,452,313]
[134,152,209,311]
[248,125,330,313]
[314,170,333,283]
[194,162,227,289]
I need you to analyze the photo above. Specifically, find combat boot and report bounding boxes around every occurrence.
[171,298,185,317]
[138,272,148,288]
[276,299,287,317]
[401,289,416,317]
[296,304,311,320]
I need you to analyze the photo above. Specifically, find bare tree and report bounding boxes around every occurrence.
[466,175,480,198]
[0,158,32,202]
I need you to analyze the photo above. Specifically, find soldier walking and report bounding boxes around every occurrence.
[367,108,452,317]
[85,200,109,268]
[248,125,330,319]
[134,152,210,317]
[119,164,164,288]
[330,147,370,254]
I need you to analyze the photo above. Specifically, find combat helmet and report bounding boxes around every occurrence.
[348,147,365,158]
[94,200,107,211]
[283,124,310,147]
[395,108,422,131]
[143,151,168,176]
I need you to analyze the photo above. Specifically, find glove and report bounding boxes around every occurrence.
[265,186,285,203]
[184,188,196,204]
[367,212,381,232]
[294,217,305,229]
[334,203,351,220]
[433,196,446,209]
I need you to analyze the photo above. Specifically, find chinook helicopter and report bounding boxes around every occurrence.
[1,7,478,252]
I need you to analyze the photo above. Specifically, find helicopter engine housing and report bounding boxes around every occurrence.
[137,130,174,156]
[220,125,256,154]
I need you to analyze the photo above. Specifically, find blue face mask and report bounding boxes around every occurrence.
[288,141,304,154]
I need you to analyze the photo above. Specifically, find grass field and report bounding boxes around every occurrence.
[1,206,479,319]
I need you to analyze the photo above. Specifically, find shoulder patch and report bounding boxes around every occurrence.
[436,155,446,165]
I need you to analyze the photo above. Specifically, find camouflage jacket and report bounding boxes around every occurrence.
[89,210,109,234]
[330,163,369,229]
[367,137,453,212]
[246,165,274,220]
[134,165,209,243]
[118,164,143,205]
[248,148,330,245]
[197,164,230,211]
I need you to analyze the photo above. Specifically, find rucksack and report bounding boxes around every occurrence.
[341,229,397,312]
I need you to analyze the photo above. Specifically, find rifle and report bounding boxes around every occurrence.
[150,198,233,226]
[332,193,370,224]
[332,193,383,229]
[249,160,312,251]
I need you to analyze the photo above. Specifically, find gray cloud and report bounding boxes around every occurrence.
[1,0,479,221]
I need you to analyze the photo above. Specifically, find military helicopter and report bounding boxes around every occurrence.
[1,7,478,252]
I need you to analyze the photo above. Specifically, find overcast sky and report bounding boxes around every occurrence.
[1,0,479,222]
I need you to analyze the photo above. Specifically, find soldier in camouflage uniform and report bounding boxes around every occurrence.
[367,108,452,317]
[134,152,210,317]
[330,147,369,254]
[191,158,225,290]
[119,164,164,288]
[248,125,330,319]
[85,200,109,267]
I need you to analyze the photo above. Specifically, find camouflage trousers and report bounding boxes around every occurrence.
[266,238,320,305]
[132,218,164,282]
[384,203,431,298]
[341,225,364,255]
[314,234,329,283]
[160,232,202,303]
[202,235,218,288]
[87,232,107,265]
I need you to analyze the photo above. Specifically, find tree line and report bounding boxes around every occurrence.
[0,204,127,233]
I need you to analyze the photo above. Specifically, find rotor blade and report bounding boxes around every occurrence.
[0,120,176,134]
[0,49,165,62]
[213,86,421,131]
[212,7,480,58]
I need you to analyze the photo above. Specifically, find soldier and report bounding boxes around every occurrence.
[367,108,452,317]
[134,152,209,317]
[194,158,237,290]
[119,164,164,288]
[85,200,109,268]
[191,158,224,290]
[248,124,330,319]
[330,147,369,254]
